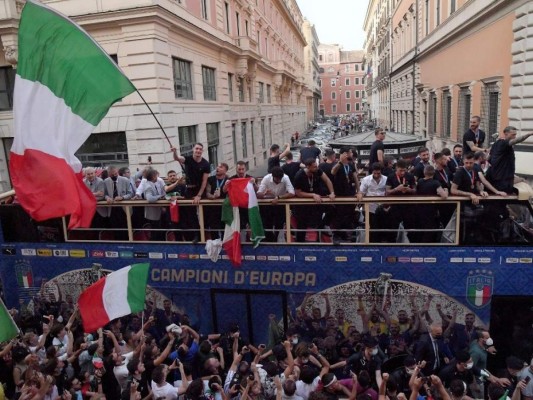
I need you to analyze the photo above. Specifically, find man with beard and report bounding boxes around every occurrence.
[463,116,486,154]
[449,313,482,356]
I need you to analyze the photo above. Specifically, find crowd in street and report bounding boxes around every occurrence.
[81,117,532,244]
[1,290,533,400]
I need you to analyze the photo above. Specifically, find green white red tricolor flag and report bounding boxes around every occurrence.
[0,298,19,342]
[78,263,149,333]
[9,0,136,228]
[222,178,264,267]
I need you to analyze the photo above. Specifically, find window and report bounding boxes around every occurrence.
[345,78,350,86]
[224,2,230,33]
[236,12,241,36]
[441,91,451,138]
[356,103,360,111]
[258,82,264,103]
[332,104,337,113]
[345,64,350,73]
[346,103,351,112]
[265,37,268,58]
[318,79,322,87]
[261,119,266,149]
[201,0,208,19]
[331,92,336,100]
[450,0,456,13]
[202,66,216,101]
[362,90,365,98]
[482,83,501,145]
[345,91,351,99]
[238,77,245,102]
[355,77,360,85]
[355,90,360,98]
[355,64,359,71]
[251,121,255,154]
[319,54,323,61]
[207,123,219,171]
[232,123,238,163]
[331,79,336,87]
[178,125,197,157]
[268,118,272,145]
[428,93,437,136]
[228,73,234,102]
[266,84,271,103]
[241,121,248,158]
[458,88,471,139]
[245,20,249,36]
[0,67,16,111]
[173,58,193,99]
[75,132,128,166]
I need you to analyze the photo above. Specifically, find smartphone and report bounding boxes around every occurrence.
[524,376,531,384]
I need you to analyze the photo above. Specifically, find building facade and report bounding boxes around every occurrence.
[302,19,321,124]
[364,0,533,177]
[318,44,365,118]
[0,0,310,192]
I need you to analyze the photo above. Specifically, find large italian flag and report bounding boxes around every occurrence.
[78,263,149,333]
[222,178,264,266]
[9,0,136,228]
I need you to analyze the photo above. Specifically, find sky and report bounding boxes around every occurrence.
[296,0,370,50]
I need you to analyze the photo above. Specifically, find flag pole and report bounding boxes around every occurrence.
[136,90,173,148]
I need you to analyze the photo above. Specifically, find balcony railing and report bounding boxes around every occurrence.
[1,196,531,246]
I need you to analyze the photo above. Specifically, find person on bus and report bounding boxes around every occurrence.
[268,143,291,173]
[368,128,385,171]
[385,159,416,243]
[357,162,388,243]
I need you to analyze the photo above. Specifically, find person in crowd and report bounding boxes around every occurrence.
[463,116,486,154]
[412,147,432,181]
[446,145,464,175]
[83,167,107,228]
[385,159,416,242]
[257,167,295,242]
[119,166,137,194]
[451,152,486,205]
[293,158,335,243]
[165,170,187,198]
[357,162,388,243]
[282,152,302,185]
[204,163,229,240]
[172,143,211,242]
[143,168,166,241]
[415,323,446,376]
[300,140,321,165]
[368,128,385,170]
[268,143,291,173]
[104,165,134,239]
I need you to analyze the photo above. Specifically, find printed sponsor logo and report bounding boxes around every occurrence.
[200,254,210,259]
[386,256,397,263]
[505,257,519,263]
[221,255,229,260]
[267,256,279,261]
[179,254,189,260]
[188,254,199,259]
[1,247,16,256]
[398,257,410,263]
[450,257,463,263]
[168,254,179,259]
[148,252,164,259]
[244,255,255,261]
[463,257,476,263]
[478,257,491,264]
[411,257,423,263]
[280,256,291,261]
[69,250,86,258]
[37,249,53,257]
[53,249,69,257]
[335,256,348,262]
[91,250,105,257]
[360,256,372,262]
[21,249,37,256]
[305,256,317,262]
[106,251,119,258]
[256,255,267,261]
[134,252,149,258]
[424,257,437,263]
[519,258,533,263]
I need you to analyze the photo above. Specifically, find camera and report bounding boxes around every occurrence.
[166,323,182,335]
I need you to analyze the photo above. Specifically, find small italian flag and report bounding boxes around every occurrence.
[9,0,136,228]
[468,284,491,307]
[222,178,265,266]
[0,298,19,342]
[78,263,149,332]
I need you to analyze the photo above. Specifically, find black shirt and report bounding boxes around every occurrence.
[452,167,480,194]
[417,178,441,196]
[369,140,385,166]
[489,138,515,181]
[387,172,416,194]
[463,129,486,153]
[282,162,301,184]
[300,146,321,163]
[294,169,324,194]
[267,155,280,173]
[413,162,429,180]
[182,156,210,197]
[319,161,336,195]
[435,167,452,190]
[447,157,463,175]
[333,163,357,196]
[207,175,228,198]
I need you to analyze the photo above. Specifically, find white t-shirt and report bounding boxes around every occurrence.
[151,380,178,400]
[114,351,134,390]
[295,376,320,400]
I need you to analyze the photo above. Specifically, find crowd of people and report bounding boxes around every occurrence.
[81,117,532,244]
[1,289,533,400]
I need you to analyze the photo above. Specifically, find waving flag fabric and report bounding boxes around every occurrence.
[222,178,264,266]
[9,0,136,228]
